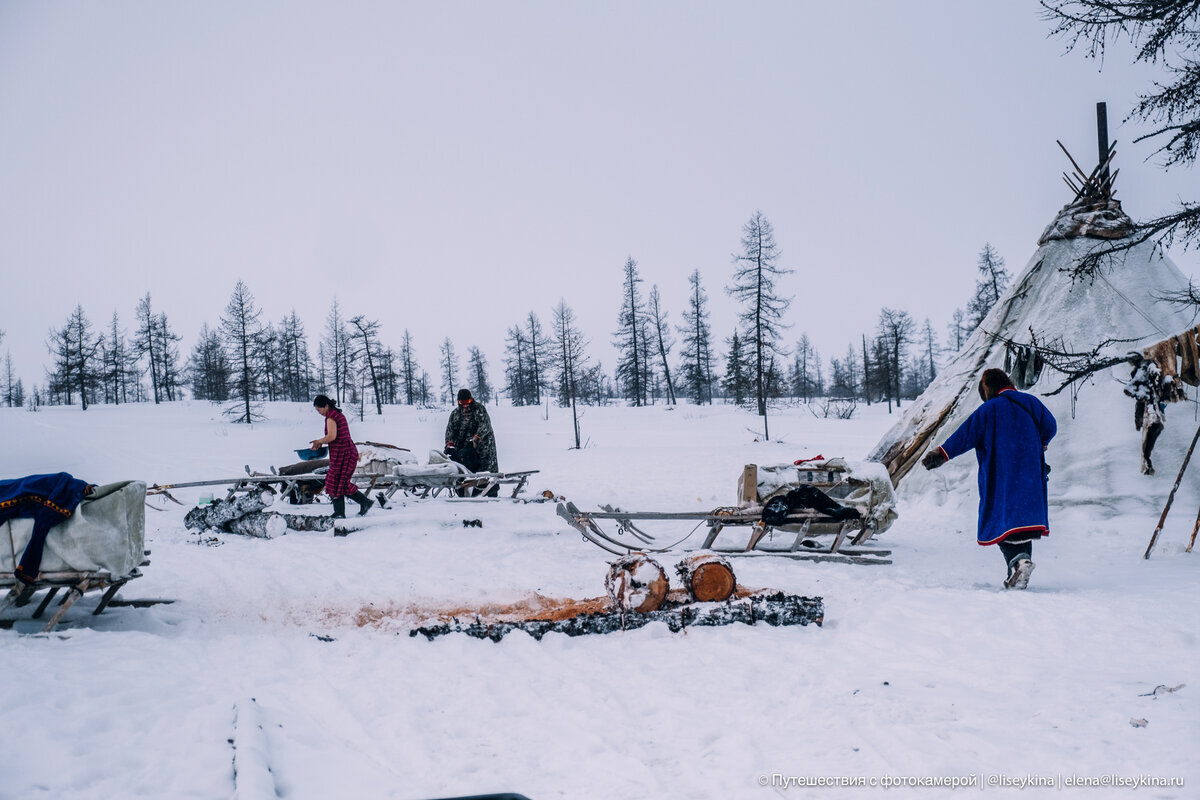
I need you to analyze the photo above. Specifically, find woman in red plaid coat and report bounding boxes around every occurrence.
[311,395,373,518]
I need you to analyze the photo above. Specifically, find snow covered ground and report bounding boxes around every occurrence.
[0,400,1195,800]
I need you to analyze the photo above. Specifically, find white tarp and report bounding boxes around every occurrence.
[1,480,146,578]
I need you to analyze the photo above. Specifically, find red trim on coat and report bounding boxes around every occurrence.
[978,524,1048,546]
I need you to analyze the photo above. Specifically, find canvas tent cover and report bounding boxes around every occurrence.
[0,480,146,578]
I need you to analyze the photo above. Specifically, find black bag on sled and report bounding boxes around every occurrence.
[761,485,862,527]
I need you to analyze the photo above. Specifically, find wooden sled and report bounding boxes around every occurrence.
[149,468,540,507]
[556,502,892,565]
[0,561,162,633]
[377,469,539,501]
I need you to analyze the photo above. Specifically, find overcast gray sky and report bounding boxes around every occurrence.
[0,1,1195,395]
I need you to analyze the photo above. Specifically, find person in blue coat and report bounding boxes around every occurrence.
[922,368,1057,589]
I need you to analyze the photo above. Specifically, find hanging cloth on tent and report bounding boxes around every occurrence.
[1176,326,1200,387]
[1003,343,1045,390]
[1142,339,1187,402]
[1125,361,1167,475]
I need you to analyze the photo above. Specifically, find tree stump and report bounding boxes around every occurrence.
[675,553,737,602]
[605,553,669,613]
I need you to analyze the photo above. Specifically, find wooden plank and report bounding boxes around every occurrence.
[577,510,759,521]
[0,570,114,587]
[744,522,769,552]
[700,522,725,550]
[556,503,626,555]
[105,598,176,608]
[600,504,656,543]
[739,464,758,504]
[0,586,26,615]
[718,551,892,565]
[788,518,813,551]
[40,580,90,633]
[32,587,60,619]
[827,521,851,555]
[92,580,128,615]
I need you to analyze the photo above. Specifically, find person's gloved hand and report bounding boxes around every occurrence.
[444,441,455,454]
[922,449,948,470]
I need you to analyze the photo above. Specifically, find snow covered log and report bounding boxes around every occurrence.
[675,553,736,602]
[231,698,278,799]
[183,491,350,538]
[605,554,668,613]
[183,491,274,532]
[224,513,288,539]
[410,592,824,642]
[275,513,339,532]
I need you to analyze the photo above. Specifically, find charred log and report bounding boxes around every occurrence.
[410,592,824,641]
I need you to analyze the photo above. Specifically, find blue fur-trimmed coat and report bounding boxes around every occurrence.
[939,389,1057,545]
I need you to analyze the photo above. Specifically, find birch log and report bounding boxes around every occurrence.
[184,491,275,531]
[224,513,288,539]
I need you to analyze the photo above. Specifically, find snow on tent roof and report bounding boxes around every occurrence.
[868,233,1199,516]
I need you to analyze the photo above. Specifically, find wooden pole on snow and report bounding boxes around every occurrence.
[1145,423,1200,559]
[1186,505,1200,553]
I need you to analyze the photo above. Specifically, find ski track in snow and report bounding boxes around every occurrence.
[0,401,1196,800]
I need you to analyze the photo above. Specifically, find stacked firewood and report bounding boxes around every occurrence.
[184,492,343,538]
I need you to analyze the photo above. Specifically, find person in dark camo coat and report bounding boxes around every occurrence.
[444,389,500,477]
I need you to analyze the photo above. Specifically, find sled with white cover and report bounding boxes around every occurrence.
[555,458,897,564]
[149,445,539,506]
[0,481,152,632]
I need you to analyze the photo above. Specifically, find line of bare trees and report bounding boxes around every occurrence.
[34,281,494,423]
[29,231,1012,429]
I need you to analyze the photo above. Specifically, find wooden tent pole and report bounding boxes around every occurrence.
[1145,423,1200,559]
[1186,505,1200,553]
